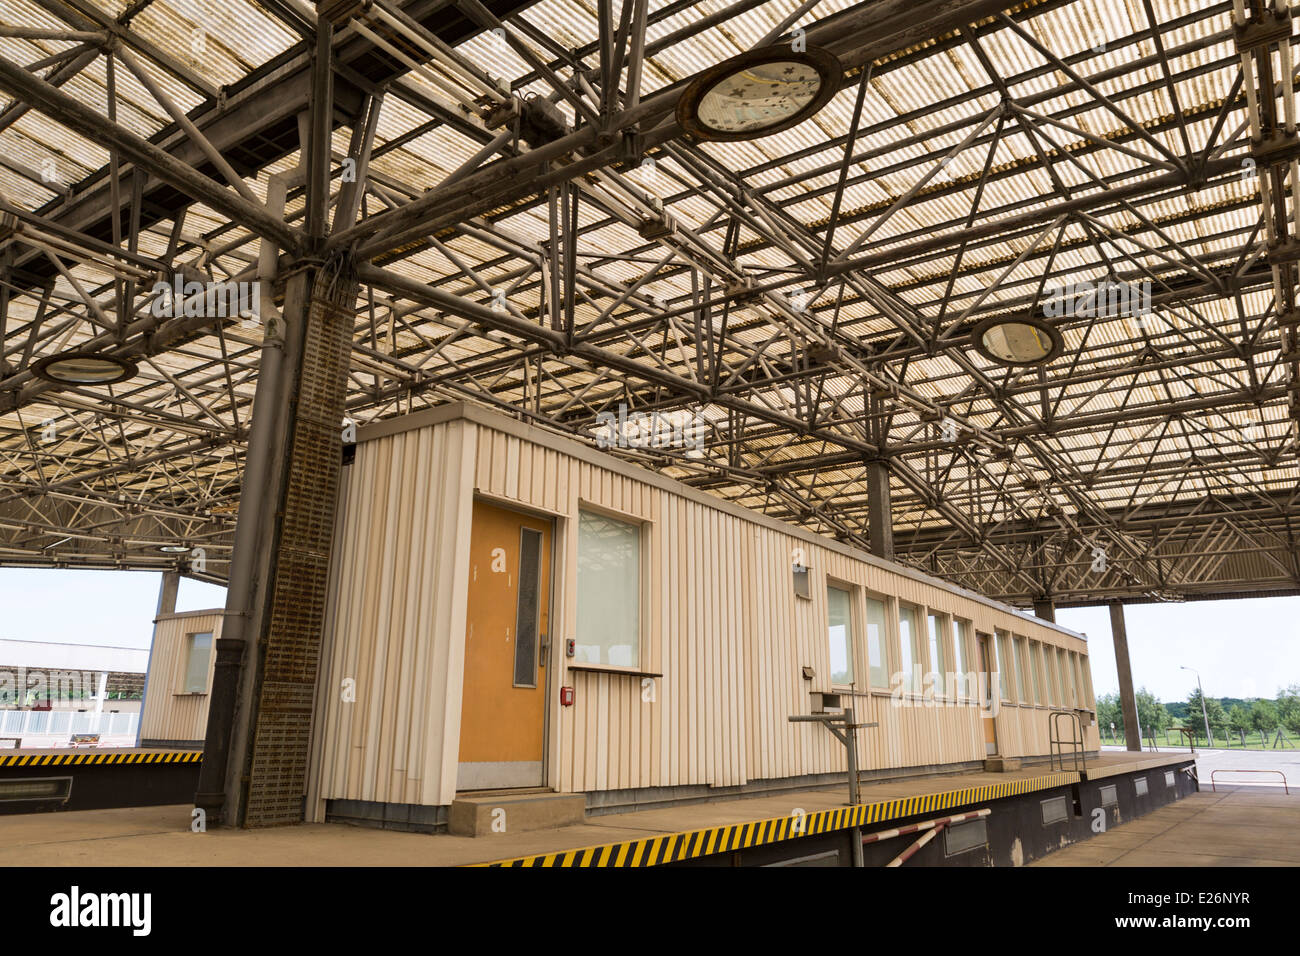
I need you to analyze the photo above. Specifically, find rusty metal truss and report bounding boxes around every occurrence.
[1,0,1299,608]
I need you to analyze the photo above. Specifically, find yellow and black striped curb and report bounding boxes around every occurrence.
[472,771,1081,868]
[0,750,201,768]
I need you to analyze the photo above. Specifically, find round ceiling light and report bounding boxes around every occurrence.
[158,544,191,554]
[970,316,1064,367]
[32,351,137,385]
[677,46,843,142]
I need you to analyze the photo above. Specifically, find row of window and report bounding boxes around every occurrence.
[571,505,1097,714]
[824,582,1094,708]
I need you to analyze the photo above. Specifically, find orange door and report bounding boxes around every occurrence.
[977,633,998,755]
[458,500,552,790]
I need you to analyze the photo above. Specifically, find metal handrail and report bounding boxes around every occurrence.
[1048,709,1088,773]
[1210,769,1289,794]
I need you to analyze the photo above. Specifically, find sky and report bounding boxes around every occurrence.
[0,568,1297,705]
[0,568,226,649]
[1055,597,1300,703]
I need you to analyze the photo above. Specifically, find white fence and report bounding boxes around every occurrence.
[0,709,139,748]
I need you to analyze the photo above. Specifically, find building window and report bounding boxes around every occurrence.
[1029,641,1043,704]
[1058,648,1075,707]
[1014,637,1029,703]
[866,596,889,689]
[927,613,947,697]
[952,618,972,697]
[576,509,641,666]
[1045,645,1061,706]
[995,630,1013,701]
[181,632,213,694]
[898,605,922,694]
[1071,653,1088,709]
[827,585,853,685]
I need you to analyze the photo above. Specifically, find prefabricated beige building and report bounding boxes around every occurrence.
[300,403,1098,825]
[139,610,224,748]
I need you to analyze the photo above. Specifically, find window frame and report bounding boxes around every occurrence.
[1014,636,1030,704]
[951,618,974,701]
[826,580,855,688]
[897,602,923,696]
[1028,640,1043,705]
[927,611,949,699]
[573,503,648,671]
[994,629,1014,702]
[178,631,213,695]
[1058,647,1076,708]
[864,592,892,692]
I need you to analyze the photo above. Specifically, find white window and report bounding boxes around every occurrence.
[576,509,641,666]
[181,632,213,694]
[827,585,853,685]
[866,597,889,689]
[899,604,922,693]
[995,630,1013,701]
[1029,641,1043,704]
[952,619,972,697]
[1014,637,1029,703]
[927,613,948,696]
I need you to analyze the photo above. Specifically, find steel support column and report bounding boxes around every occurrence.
[866,460,894,560]
[196,266,311,825]
[1109,602,1142,752]
[155,570,179,617]
[1032,598,1056,622]
[197,259,358,827]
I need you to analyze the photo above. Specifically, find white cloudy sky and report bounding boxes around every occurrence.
[1,568,1297,705]
[1056,598,1300,702]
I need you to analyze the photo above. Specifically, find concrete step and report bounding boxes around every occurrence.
[449,790,586,837]
[984,756,1022,773]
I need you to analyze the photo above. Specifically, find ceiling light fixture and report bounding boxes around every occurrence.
[969,316,1063,367]
[32,351,137,385]
[677,46,843,142]
[158,544,191,554]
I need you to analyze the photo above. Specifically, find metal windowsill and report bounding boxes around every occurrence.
[567,664,663,678]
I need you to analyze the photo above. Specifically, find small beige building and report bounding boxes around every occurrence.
[298,403,1098,825]
[139,610,223,748]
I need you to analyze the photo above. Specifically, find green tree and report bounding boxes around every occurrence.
[1136,687,1169,735]
[1187,688,1229,742]
[1278,685,1300,735]
[1226,704,1251,736]
[1250,698,1277,734]
[1096,692,1121,738]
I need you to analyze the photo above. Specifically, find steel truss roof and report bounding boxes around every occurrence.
[0,0,1298,608]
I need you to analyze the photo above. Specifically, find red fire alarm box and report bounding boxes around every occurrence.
[560,686,575,707]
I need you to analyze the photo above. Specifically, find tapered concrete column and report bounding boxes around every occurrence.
[155,570,179,617]
[1109,602,1141,751]
[866,460,894,560]
[197,261,357,828]
[1032,597,1055,622]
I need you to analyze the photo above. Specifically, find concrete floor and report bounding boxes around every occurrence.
[1032,788,1300,867]
[1100,742,1300,782]
[0,753,1182,867]
[0,766,1060,867]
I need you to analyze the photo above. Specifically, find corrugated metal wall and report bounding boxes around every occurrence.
[139,611,224,743]
[314,408,1100,810]
[312,420,475,811]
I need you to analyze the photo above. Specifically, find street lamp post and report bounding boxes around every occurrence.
[1181,665,1213,748]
